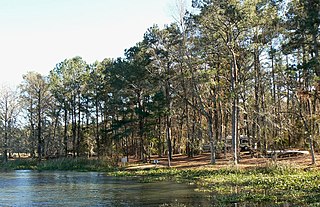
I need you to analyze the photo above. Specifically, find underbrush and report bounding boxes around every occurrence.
[0,158,38,170]
[0,157,117,172]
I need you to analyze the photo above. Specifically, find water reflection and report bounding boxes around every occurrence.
[0,171,297,207]
[0,171,209,207]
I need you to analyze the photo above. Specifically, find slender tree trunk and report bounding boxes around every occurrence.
[3,100,8,163]
[308,98,316,165]
[213,89,219,157]
[309,132,316,165]
[30,99,36,158]
[177,121,183,154]
[126,135,129,162]
[166,114,172,167]
[37,90,42,162]
[173,127,177,155]
[231,51,238,165]
[223,108,228,159]
[207,110,216,164]
[71,94,77,157]
[185,94,191,157]
[271,47,277,142]
[313,29,320,78]
[165,62,172,166]
[261,86,267,154]
[53,113,59,156]
[157,117,162,157]
[137,91,145,161]
[95,97,100,158]
[77,94,81,157]
[64,106,68,157]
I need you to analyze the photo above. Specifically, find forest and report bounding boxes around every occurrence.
[0,0,319,166]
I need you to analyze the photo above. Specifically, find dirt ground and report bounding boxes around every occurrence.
[125,152,320,170]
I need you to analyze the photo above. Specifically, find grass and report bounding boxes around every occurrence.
[0,158,38,171]
[108,163,320,206]
[0,157,118,172]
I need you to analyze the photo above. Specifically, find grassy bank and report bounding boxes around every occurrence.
[0,157,117,172]
[109,163,320,206]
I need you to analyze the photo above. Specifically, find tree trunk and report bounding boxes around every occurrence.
[231,51,238,165]
[309,133,316,165]
[3,100,8,163]
[308,98,316,165]
[37,90,42,162]
[157,117,162,157]
[137,91,145,161]
[72,105,76,157]
[95,97,100,158]
[207,110,216,164]
[64,107,68,157]
[166,114,172,167]
[77,94,81,157]
[165,61,172,166]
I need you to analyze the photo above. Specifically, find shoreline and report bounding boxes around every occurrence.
[1,153,320,205]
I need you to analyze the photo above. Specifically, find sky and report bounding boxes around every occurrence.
[0,0,186,87]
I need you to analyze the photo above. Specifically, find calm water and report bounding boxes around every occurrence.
[0,170,211,207]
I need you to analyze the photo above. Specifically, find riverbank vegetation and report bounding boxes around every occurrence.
[110,163,320,206]
[0,157,117,172]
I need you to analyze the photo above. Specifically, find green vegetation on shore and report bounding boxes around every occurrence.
[0,158,117,172]
[110,163,320,206]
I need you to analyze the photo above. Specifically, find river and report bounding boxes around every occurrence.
[0,170,212,207]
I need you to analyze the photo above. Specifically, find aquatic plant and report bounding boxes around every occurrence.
[110,165,320,206]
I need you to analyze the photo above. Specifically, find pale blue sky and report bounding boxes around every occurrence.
[0,0,187,86]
